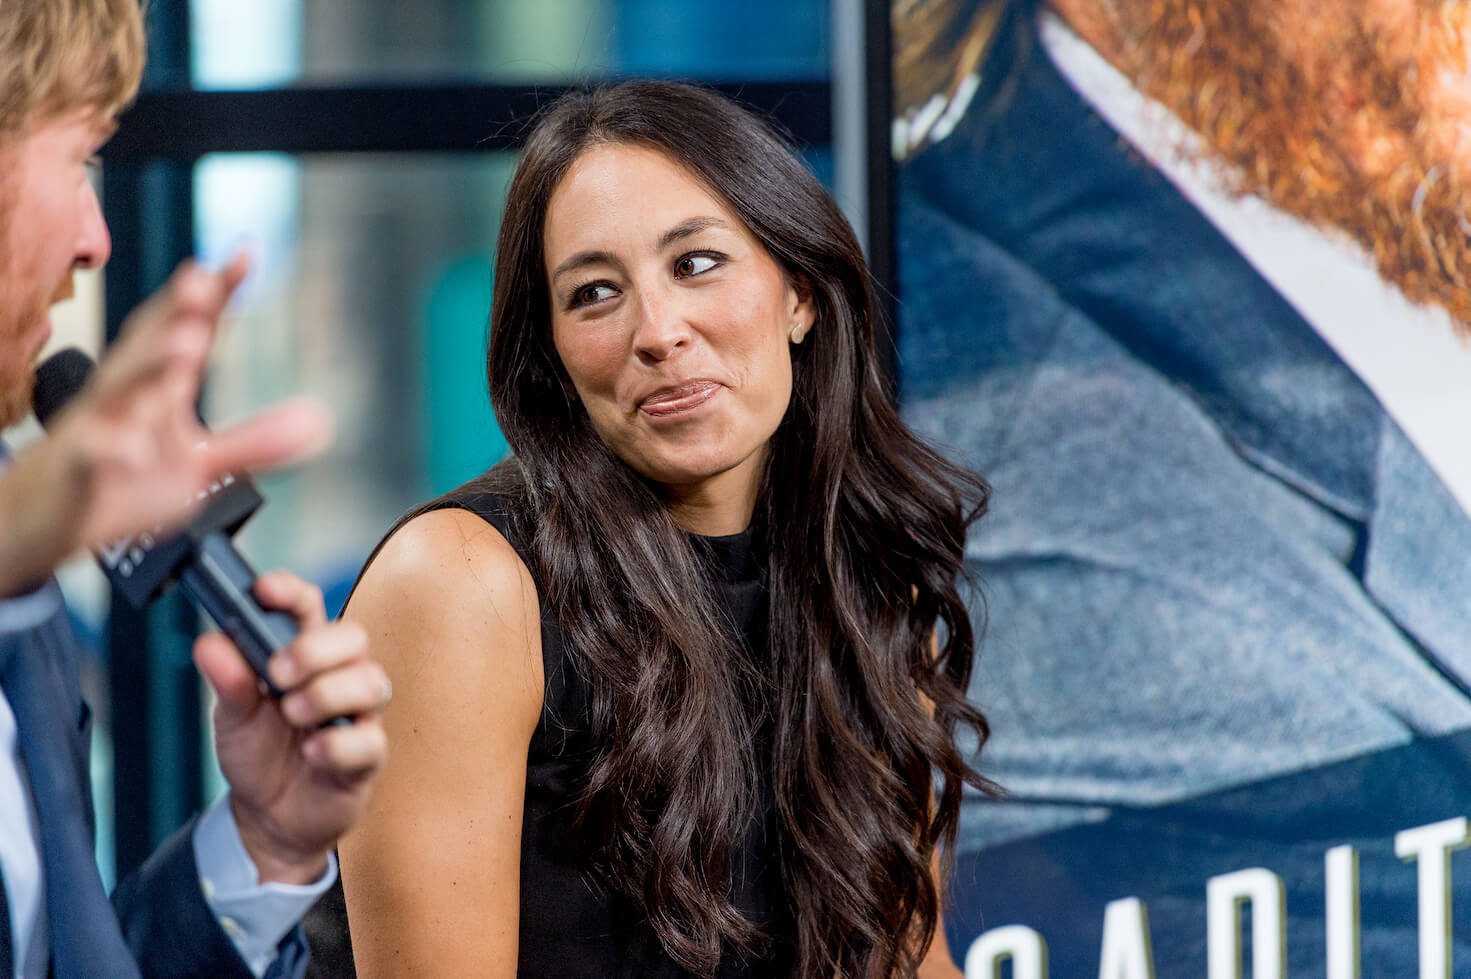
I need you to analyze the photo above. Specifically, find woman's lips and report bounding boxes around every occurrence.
[639,380,721,417]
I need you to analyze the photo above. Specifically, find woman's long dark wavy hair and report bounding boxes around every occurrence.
[477,80,995,978]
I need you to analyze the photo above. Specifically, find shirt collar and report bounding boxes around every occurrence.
[1037,11,1471,517]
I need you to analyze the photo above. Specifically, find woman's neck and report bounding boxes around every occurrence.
[663,450,762,537]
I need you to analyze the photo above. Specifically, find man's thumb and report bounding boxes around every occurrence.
[194,632,266,723]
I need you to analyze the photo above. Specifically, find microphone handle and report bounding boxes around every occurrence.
[179,531,352,728]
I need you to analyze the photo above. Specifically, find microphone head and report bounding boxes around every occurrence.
[32,347,96,428]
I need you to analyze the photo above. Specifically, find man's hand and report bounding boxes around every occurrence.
[195,570,390,885]
[0,254,331,595]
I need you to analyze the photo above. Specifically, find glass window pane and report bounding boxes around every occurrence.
[191,0,829,89]
[196,153,514,611]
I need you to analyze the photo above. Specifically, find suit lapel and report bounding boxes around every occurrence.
[904,15,1471,680]
[3,603,138,979]
[1362,426,1471,684]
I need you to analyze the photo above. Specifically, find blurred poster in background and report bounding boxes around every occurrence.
[889,0,1471,974]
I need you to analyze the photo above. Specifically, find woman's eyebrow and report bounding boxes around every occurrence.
[552,217,733,284]
[656,216,732,252]
[551,249,618,284]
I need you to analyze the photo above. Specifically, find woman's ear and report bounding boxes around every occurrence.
[786,273,817,342]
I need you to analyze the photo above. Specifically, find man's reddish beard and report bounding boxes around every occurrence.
[0,169,42,429]
[0,328,41,429]
[1114,0,1471,328]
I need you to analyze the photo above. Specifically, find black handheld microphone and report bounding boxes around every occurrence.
[33,348,348,724]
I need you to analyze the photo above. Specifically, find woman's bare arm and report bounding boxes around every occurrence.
[918,626,967,978]
[338,508,545,977]
[917,843,965,978]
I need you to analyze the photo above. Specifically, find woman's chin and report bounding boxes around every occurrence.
[636,451,756,495]
[645,463,728,489]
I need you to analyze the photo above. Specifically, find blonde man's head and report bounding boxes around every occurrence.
[0,0,145,138]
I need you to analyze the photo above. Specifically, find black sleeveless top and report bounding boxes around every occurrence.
[304,485,793,978]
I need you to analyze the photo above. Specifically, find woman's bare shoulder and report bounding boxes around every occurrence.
[346,507,543,726]
[360,506,533,602]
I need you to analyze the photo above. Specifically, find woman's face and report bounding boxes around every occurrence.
[542,142,813,520]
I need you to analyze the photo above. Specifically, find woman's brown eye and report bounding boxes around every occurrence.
[673,254,718,278]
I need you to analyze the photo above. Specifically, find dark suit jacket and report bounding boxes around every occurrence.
[0,578,307,978]
[897,12,1471,975]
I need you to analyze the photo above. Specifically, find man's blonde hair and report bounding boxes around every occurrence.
[0,0,145,137]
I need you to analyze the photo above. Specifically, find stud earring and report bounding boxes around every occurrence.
[788,323,809,344]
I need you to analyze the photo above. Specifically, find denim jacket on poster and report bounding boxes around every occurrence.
[897,14,1471,974]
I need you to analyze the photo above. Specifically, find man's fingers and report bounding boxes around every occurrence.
[253,571,329,638]
[218,251,251,297]
[84,264,219,419]
[195,632,266,721]
[163,255,246,325]
[203,397,333,478]
[302,720,388,776]
[96,256,247,400]
[278,661,391,729]
[89,311,208,416]
[267,618,367,690]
